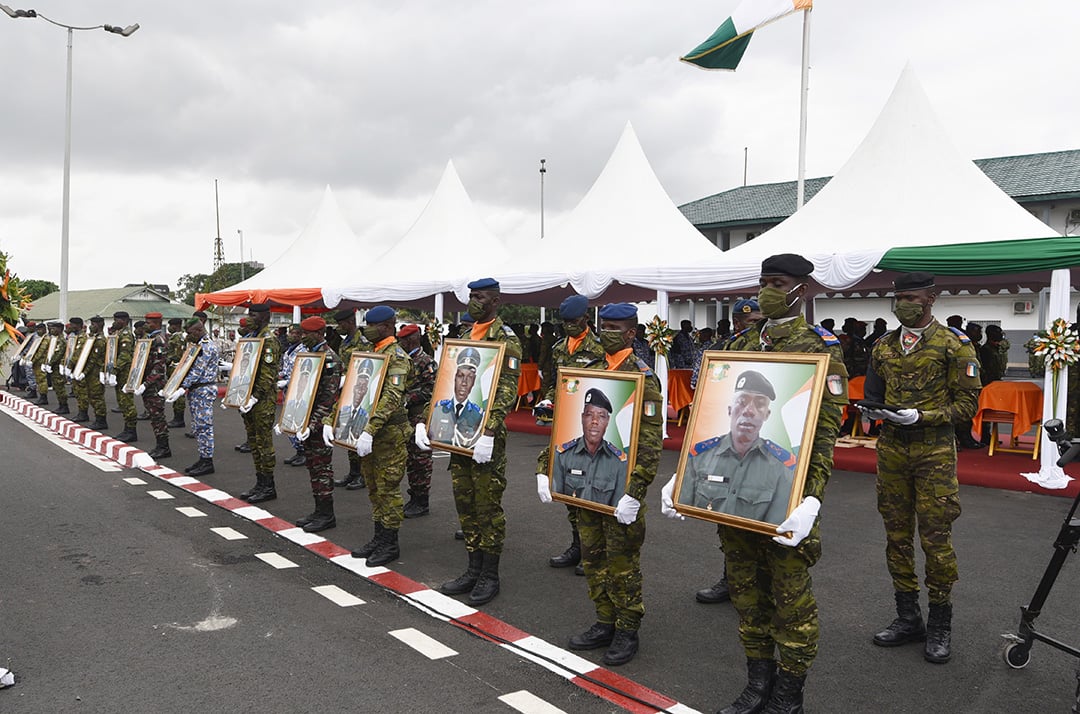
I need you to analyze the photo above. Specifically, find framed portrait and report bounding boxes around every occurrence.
[122,339,152,393]
[278,352,326,435]
[163,344,201,399]
[545,368,645,516]
[63,334,78,369]
[331,352,389,450]
[222,338,263,408]
[72,336,97,378]
[13,332,37,361]
[45,335,59,364]
[672,351,830,536]
[103,335,119,376]
[426,339,507,456]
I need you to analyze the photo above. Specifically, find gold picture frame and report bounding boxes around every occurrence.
[426,339,507,457]
[222,338,263,408]
[162,344,201,399]
[104,335,119,377]
[331,352,389,450]
[72,336,97,379]
[278,352,327,435]
[62,334,78,371]
[122,339,152,393]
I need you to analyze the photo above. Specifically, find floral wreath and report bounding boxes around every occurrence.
[1030,317,1080,415]
[0,251,33,352]
[645,315,673,357]
[426,318,443,352]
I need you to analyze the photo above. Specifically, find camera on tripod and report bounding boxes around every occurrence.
[1044,419,1080,467]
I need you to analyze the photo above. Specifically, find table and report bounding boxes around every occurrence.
[843,375,866,423]
[972,380,1043,458]
[668,369,695,415]
[517,362,541,397]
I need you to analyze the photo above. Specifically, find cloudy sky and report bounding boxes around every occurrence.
[0,0,1077,292]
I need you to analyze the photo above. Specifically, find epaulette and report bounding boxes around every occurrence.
[464,401,482,414]
[501,325,515,337]
[690,436,721,456]
[947,326,971,344]
[763,438,797,469]
[584,357,605,369]
[604,441,628,462]
[812,325,840,346]
[634,357,654,376]
[436,399,453,409]
[556,437,579,454]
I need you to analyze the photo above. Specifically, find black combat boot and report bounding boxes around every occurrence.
[89,415,108,431]
[246,473,277,503]
[873,591,926,647]
[235,441,251,452]
[403,491,430,518]
[351,522,386,559]
[284,446,306,466]
[239,473,263,500]
[346,471,366,490]
[138,410,150,421]
[168,414,185,429]
[147,435,171,459]
[719,658,777,714]
[302,496,336,533]
[115,424,138,443]
[602,629,639,667]
[454,529,465,540]
[468,552,500,605]
[924,602,953,663]
[185,458,215,477]
[568,622,616,650]
[72,409,89,423]
[762,669,805,714]
[54,400,70,415]
[334,461,365,489]
[37,393,49,406]
[549,528,581,568]
[25,388,38,400]
[575,563,585,576]
[440,550,483,594]
[367,528,399,566]
[697,577,731,604]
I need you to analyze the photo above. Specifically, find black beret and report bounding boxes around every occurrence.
[334,309,355,323]
[193,310,207,320]
[47,321,63,328]
[583,387,613,413]
[761,253,814,277]
[69,317,84,325]
[90,315,105,324]
[112,311,130,320]
[133,320,146,328]
[168,317,183,325]
[248,303,271,314]
[733,370,776,400]
[893,272,935,291]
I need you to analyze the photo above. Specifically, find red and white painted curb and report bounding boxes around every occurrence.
[1,391,700,714]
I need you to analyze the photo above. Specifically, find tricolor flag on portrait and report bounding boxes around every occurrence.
[681,0,812,70]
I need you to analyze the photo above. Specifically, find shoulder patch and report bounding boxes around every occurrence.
[763,439,797,469]
[557,437,579,454]
[812,325,840,345]
[502,325,515,337]
[604,441,627,461]
[465,401,482,414]
[436,399,452,410]
[634,357,654,376]
[690,436,721,456]
[947,326,972,344]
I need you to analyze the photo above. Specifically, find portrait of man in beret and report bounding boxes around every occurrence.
[551,387,629,507]
[430,346,485,448]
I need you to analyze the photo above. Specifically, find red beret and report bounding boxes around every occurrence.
[145,312,163,319]
[300,316,326,331]
[397,323,420,338]
[239,317,248,326]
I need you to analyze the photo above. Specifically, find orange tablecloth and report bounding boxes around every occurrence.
[843,375,866,421]
[972,380,1043,437]
[668,369,695,413]
[517,362,541,396]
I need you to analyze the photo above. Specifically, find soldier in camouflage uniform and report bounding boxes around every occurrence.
[69,317,91,422]
[237,303,282,504]
[699,254,848,714]
[534,294,605,574]
[112,311,139,443]
[537,302,661,667]
[142,312,172,459]
[345,306,411,565]
[284,316,341,532]
[29,322,50,406]
[50,322,72,414]
[166,317,187,428]
[84,316,109,430]
[397,323,435,518]
[331,308,370,491]
[861,271,981,666]
[417,278,522,605]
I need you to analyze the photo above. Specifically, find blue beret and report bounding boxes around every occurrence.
[733,298,759,314]
[460,313,475,324]
[559,295,589,320]
[365,305,395,324]
[598,303,637,321]
[467,277,500,291]
[761,253,814,277]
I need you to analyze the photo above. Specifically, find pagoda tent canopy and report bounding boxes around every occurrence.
[487,122,725,307]
[322,160,509,310]
[196,186,383,311]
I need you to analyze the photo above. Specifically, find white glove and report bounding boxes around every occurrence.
[660,474,685,520]
[98,372,106,385]
[355,431,373,457]
[219,361,233,371]
[165,388,185,404]
[75,371,86,382]
[273,422,282,435]
[614,494,641,524]
[536,473,552,503]
[882,408,919,426]
[296,426,310,442]
[43,365,52,374]
[415,422,431,451]
[239,396,258,414]
[774,496,821,547]
[472,434,494,463]
[134,383,146,396]
[323,424,335,447]
[276,379,288,390]
[339,374,347,389]
[107,374,117,386]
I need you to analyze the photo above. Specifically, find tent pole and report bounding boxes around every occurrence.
[292,305,301,323]
[434,293,444,327]
[1026,268,1071,486]
[796,8,812,211]
[657,290,670,440]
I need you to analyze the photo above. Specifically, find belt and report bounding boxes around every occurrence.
[187,382,216,390]
[881,423,953,443]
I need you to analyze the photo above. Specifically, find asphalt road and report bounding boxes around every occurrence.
[4,389,1080,713]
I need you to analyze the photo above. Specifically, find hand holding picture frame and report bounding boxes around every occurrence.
[104,335,119,377]
[331,352,389,450]
[546,367,645,516]
[278,352,326,435]
[62,335,78,373]
[222,338,263,408]
[122,339,152,394]
[162,344,201,399]
[425,339,506,457]
[72,336,97,380]
[672,351,829,536]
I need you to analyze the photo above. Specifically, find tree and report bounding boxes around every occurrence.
[21,279,59,301]
[175,263,263,306]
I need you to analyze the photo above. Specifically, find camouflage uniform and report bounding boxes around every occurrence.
[52,333,72,405]
[31,332,50,401]
[403,344,436,498]
[356,338,411,528]
[722,316,847,676]
[242,325,282,476]
[115,328,137,429]
[537,350,661,632]
[84,330,107,420]
[71,330,90,413]
[865,321,981,604]
[303,342,342,497]
[143,328,170,439]
[167,329,187,418]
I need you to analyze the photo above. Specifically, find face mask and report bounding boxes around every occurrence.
[467,299,485,318]
[362,325,382,343]
[600,329,626,355]
[893,301,926,328]
[564,320,586,338]
[757,284,803,319]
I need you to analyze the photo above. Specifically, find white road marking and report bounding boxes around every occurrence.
[123,477,147,485]
[147,490,175,500]
[176,506,207,518]
[389,627,458,660]
[255,552,298,569]
[311,585,365,607]
[498,691,568,714]
[0,403,123,472]
[278,528,326,546]
[210,527,247,541]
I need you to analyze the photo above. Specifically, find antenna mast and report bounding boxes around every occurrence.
[212,179,225,270]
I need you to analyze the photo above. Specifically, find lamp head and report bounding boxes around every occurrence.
[104,22,138,36]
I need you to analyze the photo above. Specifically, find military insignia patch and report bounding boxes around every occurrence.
[826,374,844,396]
[709,363,730,382]
[564,379,579,394]
[264,352,274,364]
[390,374,402,386]
[507,356,519,370]
[643,401,658,417]
[965,362,978,378]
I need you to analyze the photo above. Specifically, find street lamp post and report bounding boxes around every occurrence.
[237,230,245,281]
[0,5,138,323]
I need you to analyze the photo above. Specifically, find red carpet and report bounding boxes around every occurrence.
[506,409,1080,499]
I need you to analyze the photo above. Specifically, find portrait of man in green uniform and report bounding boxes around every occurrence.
[551,387,629,508]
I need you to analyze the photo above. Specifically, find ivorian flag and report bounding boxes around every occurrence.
[681,0,812,70]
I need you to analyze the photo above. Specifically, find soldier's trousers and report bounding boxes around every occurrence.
[578,507,646,632]
[721,525,822,676]
[32,362,47,398]
[187,385,216,458]
[88,375,107,419]
[144,386,168,439]
[73,374,89,411]
[304,429,334,497]
[53,370,67,402]
[449,432,508,554]
[361,421,410,529]
[241,397,276,474]
[876,426,962,604]
[116,383,137,428]
[406,433,432,496]
[24,363,36,390]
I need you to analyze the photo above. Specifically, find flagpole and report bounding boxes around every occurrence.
[796,8,812,210]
